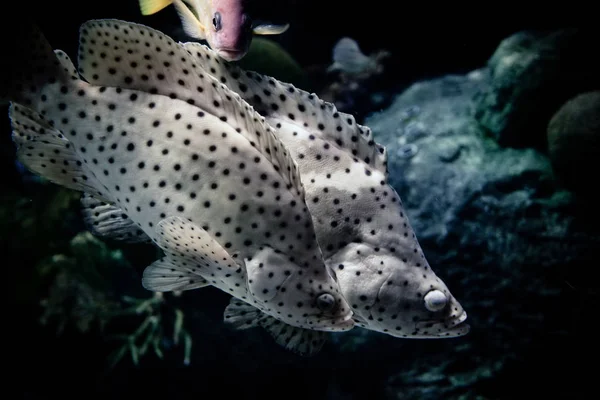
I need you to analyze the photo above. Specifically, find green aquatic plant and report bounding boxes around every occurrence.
[106,293,193,368]
[37,231,193,367]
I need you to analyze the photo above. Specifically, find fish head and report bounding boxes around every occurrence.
[275,267,355,332]
[246,246,354,332]
[208,0,253,61]
[330,243,469,339]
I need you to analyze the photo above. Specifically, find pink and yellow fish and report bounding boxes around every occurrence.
[139,0,289,61]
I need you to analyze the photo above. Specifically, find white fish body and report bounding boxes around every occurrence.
[3,21,354,355]
[328,37,375,74]
[165,41,470,341]
[70,18,467,345]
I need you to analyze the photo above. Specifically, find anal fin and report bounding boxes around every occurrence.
[260,317,327,356]
[81,193,151,243]
[223,298,265,329]
[223,298,327,356]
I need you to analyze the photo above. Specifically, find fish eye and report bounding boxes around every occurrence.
[424,290,447,312]
[316,293,336,312]
[212,12,222,31]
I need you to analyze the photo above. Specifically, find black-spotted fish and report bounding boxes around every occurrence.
[160,40,469,341]
[2,21,355,355]
[71,19,467,347]
[139,0,289,61]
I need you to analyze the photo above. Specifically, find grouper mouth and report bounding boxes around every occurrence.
[415,311,470,338]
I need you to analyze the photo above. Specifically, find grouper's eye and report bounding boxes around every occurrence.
[424,290,447,312]
[316,293,336,312]
[212,12,222,31]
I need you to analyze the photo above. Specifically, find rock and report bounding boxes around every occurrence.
[236,37,310,91]
[473,29,600,149]
[336,62,600,398]
[547,91,600,198]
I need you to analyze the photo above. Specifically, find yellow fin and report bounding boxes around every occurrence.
[139,0,173,15]
[172,0,206,39]
[253,23,290,35]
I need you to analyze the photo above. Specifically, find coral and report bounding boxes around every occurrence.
[473,29,600,149]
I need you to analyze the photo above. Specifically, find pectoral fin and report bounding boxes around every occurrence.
[253,23,290,35]
[142,216,239,292]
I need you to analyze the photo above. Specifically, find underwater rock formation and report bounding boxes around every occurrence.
[547,91,600,198]
[343,54,600,398]
[473,29,600,149]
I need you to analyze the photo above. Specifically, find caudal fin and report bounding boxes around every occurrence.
[0,21,71,107]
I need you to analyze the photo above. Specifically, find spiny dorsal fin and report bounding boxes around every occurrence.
[77,19,304,197]
[183,41,389,176]
[1,22,71,108]
[54,50,80,79]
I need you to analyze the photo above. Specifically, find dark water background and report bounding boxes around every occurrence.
[1,1,596,399]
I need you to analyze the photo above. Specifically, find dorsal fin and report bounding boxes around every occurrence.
[183,41,389,176]
[54,50,80,79]
[1,21,71,108]
[77,19,304,196]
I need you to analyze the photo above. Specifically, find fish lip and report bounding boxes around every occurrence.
[414,311,470,337]
[447,311,468,327]
[216,48,246,61]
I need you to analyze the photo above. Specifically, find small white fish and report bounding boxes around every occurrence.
[3,20,354,355]
[139,0,289,61]
[327,37,390,77]
[162,41,469,342]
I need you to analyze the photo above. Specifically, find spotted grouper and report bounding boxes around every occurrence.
[181,46,470,341]
[134,31,470,344]
[2,21,355,355]
[72,19,468,352]
[183,49,470,341]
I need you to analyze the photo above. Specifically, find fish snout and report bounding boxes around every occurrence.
[444,311,470,336]
[414,310,470,337]
[216,48,247,61]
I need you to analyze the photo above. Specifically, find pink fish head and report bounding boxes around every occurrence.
[209,0,252,61]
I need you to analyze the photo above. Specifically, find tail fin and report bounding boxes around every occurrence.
[0,21,71,107]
